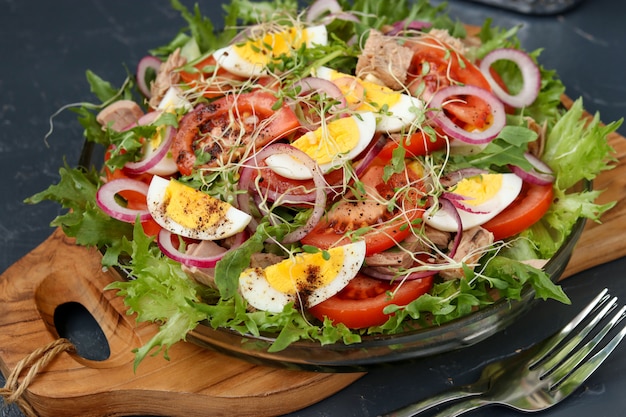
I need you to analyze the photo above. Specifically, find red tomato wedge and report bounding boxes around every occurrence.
[482,182,554,241]
[377,130,448,162]
[171,91,301,176]
[309,274,433,328]
[405,38,493,131]
[254,163,346,205]
[301,161,425,256]
[178,55,248,98]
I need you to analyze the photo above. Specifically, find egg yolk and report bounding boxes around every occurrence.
[327,69,402,112]
[454,174,503,206]
[163,180,231,230]
[290,116,360,165]
[264,247,345,294]
[233,27,311,67]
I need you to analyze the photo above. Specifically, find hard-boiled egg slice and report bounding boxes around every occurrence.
[265,112,377,179]
[147,176,251,240]
[314,66,423,133]
[143,137,179,176]
[239,240,366,313]
[212,25,328,78]
[425,173,523,232]
[157,86,193,113]
[145,87,193,176]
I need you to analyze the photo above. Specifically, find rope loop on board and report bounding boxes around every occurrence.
[0,338,74,417]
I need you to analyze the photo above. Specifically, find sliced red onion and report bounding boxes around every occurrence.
[136,56,162,98]
[354,134,387,177]
[324,11,360,24]
[260,182,318,204]
[385,20,432,36]
[479,48,541,108]
[440,168,490,187]
[290,77,347,130]
[96,178,151,223]
[124,125,176,175]
[157,228,247,268]
[510,152,555,185]
[438,197,462,258]
[442,192,488,215]
[137,111,161,126]
[428,85,506,144]
[306,0,342,22]
[361,266,437,281]
[123,111,174,175]
[238,143,327,243]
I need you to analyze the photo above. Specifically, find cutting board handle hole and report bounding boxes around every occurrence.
[53,302,111,361]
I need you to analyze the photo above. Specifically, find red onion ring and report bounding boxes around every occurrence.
[510,152,555,185]
[354,134,387,177]
[290,77,347,130]
[122,111,175,175]
[305,0,342,22]
[428,85,506,144]
[124,125,176,175]
[384,20,432,36]
[136,56,162,98]
[440,168,490,187]
[442,192,488,215]
[157,228,247,268]
[96,178,152,223]
[479,48,541,108]
[361,266,437,281]
[238,143,327,243]
[438,197,462,258]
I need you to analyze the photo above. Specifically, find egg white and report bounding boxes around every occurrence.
[157,86,193,113]
[146,175,251,240]
[265,112,377,180]
[144,87,193,176]
[315,66,422,133]
[213,25,328,78]
[239,240,367,313]
[144,142,179,176]
[425,173,523,232]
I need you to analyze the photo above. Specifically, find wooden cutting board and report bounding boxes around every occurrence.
[0,96,624,417]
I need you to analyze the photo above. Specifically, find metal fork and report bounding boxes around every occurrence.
[381,288,626,417]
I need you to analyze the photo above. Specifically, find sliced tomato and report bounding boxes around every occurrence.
[171,91,301,176]
[301,161,425,256]
[482,182,554,241]
[309,273,433,328]
[405,38,493,131]
[377,130,447,162]
[255,163,346,204]
[178,55,249,98]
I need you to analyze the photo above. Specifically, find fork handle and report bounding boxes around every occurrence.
[432,398,490,417]
[379,387,484,417]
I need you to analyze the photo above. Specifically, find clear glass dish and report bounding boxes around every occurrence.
[188,213,585,372]
[79,141,589,372]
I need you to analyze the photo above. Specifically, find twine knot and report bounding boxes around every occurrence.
[1,338,74,417]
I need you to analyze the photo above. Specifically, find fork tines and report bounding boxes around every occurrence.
[528,288,626,392]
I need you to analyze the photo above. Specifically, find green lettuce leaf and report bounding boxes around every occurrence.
[105,222,207,371]
[24,162,133,248]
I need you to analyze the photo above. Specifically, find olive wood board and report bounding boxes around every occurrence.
[0,96,624,417]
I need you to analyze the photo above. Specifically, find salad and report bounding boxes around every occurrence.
[27,0,621,368]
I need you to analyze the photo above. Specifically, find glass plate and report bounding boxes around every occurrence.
[79,141,589,372]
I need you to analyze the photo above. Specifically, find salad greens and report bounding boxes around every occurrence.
[26,0,621,368]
